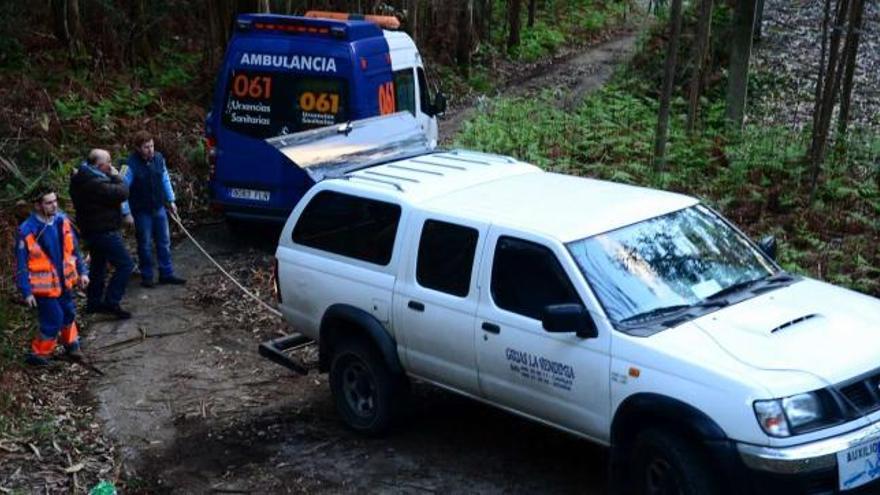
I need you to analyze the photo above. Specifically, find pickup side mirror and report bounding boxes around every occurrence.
[758,235,777,261]
[427,92,447,117]
[541,304,598,339]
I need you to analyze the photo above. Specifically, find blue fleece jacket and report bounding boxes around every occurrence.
[15,211,88,298]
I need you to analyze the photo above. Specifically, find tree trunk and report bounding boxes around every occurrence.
[725,0,758,129]
[258,0,271,12]
[456,0,475,77]
[130,0,154,71]
[67,0,84,50]
[527,0,537,28]
[51,0,71,47]
[481,0,492,42]
[753,0,765,41]
[809,0,851,200]
[686,0,714,134]
[836,0,865,138]
[811,0,833,140]
[653,0,684,169]
[508,0,522,52]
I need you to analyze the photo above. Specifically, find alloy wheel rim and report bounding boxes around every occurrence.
[342,361,376,418]
[645,457,681,495]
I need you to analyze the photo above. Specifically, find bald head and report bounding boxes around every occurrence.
[88,149,113,175]
[88,149,111,165]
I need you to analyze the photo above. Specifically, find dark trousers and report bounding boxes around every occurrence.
[85,230,134,307]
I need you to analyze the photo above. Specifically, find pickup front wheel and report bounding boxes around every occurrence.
[630,429,718,495]
[329,339,399,435]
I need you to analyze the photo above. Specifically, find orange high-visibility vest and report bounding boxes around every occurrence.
[25,218,78,297]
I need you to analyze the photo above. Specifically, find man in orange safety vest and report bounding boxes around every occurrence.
[15,188,89,366]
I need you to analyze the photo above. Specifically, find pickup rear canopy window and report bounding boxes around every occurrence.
[416,220,478,297]
[222,69,348,139]
[293,190,400,265]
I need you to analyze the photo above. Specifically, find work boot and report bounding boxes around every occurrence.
[25,354,51,366]
[105,305,132,320]
[64,346,84,362]
[159,275,186,285]
[85,302,108,314]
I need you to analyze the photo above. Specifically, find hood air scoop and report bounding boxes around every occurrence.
[769,314,820,334]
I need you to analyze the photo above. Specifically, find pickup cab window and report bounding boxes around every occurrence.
[416,220,478,297]
[292,190,401,265]
[491,236,582,320]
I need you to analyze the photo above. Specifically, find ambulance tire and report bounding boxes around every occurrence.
[630,428,718,495]
[329,338,401,435]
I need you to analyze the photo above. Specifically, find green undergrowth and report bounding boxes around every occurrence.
[455,78,880,296]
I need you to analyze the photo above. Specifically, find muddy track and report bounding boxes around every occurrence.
[85,27,641,494]
[440,29,640,144]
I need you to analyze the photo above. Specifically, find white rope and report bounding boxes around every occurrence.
[168,211,282,318]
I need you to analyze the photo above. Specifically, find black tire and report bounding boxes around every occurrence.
[329,338,402,435]
[630,429,719,495]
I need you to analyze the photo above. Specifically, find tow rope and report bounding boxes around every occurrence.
[168,211,282,318]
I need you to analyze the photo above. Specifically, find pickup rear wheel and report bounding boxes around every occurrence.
[631,429,718,495]
[329,339,398,435]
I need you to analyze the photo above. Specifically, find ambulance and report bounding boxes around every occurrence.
[205,11,445,222]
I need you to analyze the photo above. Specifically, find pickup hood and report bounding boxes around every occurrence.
[689,278,880,394]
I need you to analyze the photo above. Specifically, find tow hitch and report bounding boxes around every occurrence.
[258,333,314,375]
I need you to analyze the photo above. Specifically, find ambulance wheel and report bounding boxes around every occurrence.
[329,338,399,435]
[225,217,246,237]
[630,429,717,495]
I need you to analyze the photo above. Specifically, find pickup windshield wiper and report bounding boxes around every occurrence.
[619,304,693,324]
[705,272,794,301]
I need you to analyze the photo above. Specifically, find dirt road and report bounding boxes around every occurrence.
[85,27,640,494]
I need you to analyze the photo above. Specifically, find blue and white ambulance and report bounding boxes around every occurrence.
[205,11,445,222]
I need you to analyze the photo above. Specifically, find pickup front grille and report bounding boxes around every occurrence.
[839,371,880,416]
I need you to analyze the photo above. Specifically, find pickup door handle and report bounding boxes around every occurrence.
[481,322,501,334]
[408,300,425,312]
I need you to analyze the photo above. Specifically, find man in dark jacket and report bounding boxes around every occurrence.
[70,148,134,319]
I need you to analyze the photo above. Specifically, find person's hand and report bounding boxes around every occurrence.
[79,275,90,289]
[108,165,119,176]
[25,295,37,308]
[123,214,134,227]
[168,202,178,217]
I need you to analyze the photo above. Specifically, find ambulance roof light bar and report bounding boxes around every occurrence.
[304,11,401,30]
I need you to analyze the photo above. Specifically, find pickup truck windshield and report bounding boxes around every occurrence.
[222,70,348,139]
[567,205,776,326]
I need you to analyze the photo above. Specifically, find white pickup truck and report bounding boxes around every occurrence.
[264,121,880,494]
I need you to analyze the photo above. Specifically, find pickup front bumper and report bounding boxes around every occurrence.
[734,421,880,493]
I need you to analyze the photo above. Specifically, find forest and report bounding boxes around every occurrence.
[0,0,878,492]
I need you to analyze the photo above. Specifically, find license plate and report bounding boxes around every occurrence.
[229,188,270,202]
[838,437,880,490]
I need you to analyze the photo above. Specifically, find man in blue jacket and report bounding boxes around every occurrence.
[122,131,186,288]
[16,188,89,365]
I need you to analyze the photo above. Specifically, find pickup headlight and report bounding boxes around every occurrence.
[754,392,824,437]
